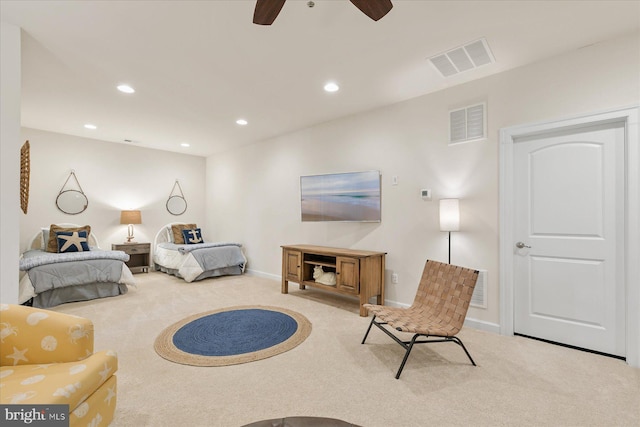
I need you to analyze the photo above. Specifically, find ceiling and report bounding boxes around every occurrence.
[2,1,638,157]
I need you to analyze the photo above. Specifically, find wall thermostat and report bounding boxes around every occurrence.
[421,189,432,201]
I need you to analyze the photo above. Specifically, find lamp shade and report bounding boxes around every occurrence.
[439,199,460,232]
[120,210,142,225]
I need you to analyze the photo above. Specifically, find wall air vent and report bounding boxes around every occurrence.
[471,270,487,308]
[429,38,495,77]
[449,102,486,144]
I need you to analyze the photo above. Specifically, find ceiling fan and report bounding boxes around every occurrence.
[253,0,393,25]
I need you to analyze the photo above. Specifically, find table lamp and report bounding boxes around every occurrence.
[120,210,142,243]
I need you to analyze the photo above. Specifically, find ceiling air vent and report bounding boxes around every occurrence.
[470,270,487,308]
[449,102,486,144]
[429,38,495,77]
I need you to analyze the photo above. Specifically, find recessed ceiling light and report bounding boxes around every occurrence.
[323,82,340,93]
[84,123,97,130]
[236,119,248,126]
[180,143,190,147]
[117,84,135,94]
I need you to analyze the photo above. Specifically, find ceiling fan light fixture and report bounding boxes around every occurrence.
[253,0,392,25]
[323,82,340,93]
[253,0,286,25]
[349,0,393,21]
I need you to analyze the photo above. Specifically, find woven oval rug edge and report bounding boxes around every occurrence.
[153,305,312,367]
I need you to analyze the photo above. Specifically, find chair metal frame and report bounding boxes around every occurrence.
[361,316,476,379]
[361,259,479,379]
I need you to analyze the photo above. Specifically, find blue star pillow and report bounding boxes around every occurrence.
[182,228,204,244]
[57,230,90,253]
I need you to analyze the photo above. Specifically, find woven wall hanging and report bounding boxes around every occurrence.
[20,140,30,214]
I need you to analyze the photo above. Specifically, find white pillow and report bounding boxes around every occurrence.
[166,226,174,243]
[41,227,50,250]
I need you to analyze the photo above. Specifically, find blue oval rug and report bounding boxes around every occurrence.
[154,305,312,366]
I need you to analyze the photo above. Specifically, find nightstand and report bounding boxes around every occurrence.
[112,242,150,273]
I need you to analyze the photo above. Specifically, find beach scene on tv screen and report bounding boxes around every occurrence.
[300,171,381,222]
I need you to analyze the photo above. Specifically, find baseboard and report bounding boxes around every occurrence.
[245,269,280,282]
[243,273,501,334]
[382,300,500,334]
[463,318,501,334]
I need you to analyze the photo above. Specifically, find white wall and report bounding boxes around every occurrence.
[4,26,638,333]
[206,32,640,327]
[20,128,207,256]
[1,21,21,303]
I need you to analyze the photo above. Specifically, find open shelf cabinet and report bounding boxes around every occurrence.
[281,244,386,316]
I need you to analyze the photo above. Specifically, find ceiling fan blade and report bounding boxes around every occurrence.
[349,0,393,21]
[253,0,287,25]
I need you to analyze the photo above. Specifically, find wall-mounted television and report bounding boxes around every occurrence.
[300,170,381,222]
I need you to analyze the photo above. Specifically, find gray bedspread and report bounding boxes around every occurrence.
[189,245,245,271]
[20,249,131,302]
[20,249,129,270]
[27,258,127,294]
[158,242,242,255]
[155,242,245,282]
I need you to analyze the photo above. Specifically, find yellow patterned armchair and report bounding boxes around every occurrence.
[0,304,117,426]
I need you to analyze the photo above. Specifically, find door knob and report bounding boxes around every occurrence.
[516,241,531,249]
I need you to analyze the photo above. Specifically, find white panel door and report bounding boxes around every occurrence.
[513,122,625,357]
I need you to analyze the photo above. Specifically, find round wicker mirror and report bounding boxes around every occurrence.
[166,195,187,216]
[56,189,88,215]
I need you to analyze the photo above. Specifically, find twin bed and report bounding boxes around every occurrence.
[19,224,134,308]
[19,222,246,308]
[152,222,246,282]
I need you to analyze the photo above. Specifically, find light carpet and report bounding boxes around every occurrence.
[51,272,640,427]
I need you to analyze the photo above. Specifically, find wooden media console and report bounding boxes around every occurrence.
[281,244,386,316]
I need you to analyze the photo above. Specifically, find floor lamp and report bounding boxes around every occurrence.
[439,199,460,264]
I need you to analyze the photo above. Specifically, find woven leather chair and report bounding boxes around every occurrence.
[362,260,479,379]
